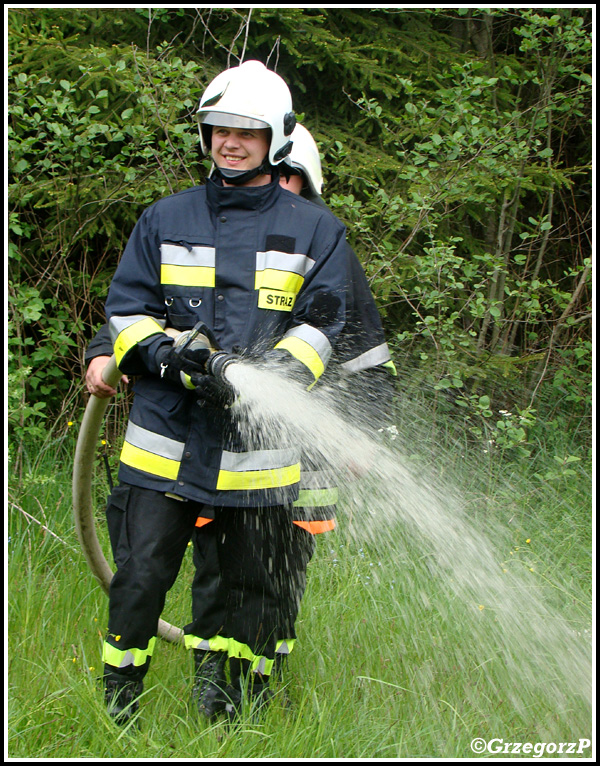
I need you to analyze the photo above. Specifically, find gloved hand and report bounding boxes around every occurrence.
[194,374,236,409]
[154,322,241,407]
[196,349,242,408]
[155,341,209,389]
[154,322,217,389]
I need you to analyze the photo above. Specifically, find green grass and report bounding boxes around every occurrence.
[7,419,593,758]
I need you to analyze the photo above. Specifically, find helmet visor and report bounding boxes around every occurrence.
[198,111,269,131]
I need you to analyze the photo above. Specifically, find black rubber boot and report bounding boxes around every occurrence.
[226,659,273,722]
[192,649,235,719]
[273,651,289,678]
[247,673,274,715]
[104,677,144,726]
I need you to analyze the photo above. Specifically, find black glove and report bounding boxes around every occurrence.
[155,322,240,406]
[155,342,209,389]
[154,322,217,389]
[194,374,236,409]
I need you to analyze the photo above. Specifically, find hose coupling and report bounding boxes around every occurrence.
[206,350,240,384]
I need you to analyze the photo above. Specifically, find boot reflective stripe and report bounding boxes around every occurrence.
[339,342,393,374]
[274,324,332,382]
[293,487,339,507]
[120,422,184,480]
[184,634,275,676]
[102,636,156,669]
[216,448,301,491]
[110,315,167,367]
[160,244,216,287]
[255,250,315,292]
[275,639,296,655]
[293,519,336,534]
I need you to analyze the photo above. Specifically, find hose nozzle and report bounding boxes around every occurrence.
[206,350,240,384]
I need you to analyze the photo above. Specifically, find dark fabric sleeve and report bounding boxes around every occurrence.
[84,323,113,364]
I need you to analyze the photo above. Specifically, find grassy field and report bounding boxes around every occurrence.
[6,411,593,759]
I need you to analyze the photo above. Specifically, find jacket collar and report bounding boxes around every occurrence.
[206,172,281,212]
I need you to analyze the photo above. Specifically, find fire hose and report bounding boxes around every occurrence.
[72,323,239,644]
[72,351,184,643]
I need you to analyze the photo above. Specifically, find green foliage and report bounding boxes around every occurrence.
[8,15,215,457]
[7,7,592,458]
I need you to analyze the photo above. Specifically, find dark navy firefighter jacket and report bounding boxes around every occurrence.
[105,176,350,508]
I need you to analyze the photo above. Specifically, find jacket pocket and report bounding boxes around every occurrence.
[164,294,206,331]
[132,376,187,413]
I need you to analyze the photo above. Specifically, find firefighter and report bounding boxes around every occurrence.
[87,104,395,723]
[100,59,355,724]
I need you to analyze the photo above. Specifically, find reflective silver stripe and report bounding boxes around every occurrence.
[299,469,336,490]
[117,650,137,668]
[161,243,216,268]
[220,448,299,473]
[339,342,392,373]
[255,250,315,277]
[275,640,293,655]
[108,314,166,344]
[254,656,269,674]
[280,324,332,366]
[125,421,185,462]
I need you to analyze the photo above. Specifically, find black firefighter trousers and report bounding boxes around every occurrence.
[103,483,315,683]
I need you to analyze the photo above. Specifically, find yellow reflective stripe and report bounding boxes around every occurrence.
[216,463,300,491]
[255,268,304,294]
[274,336,325,381]
[184,634,275,676]
[181,372,195,389]
[382,359,398,376]
[102,637,156,668]
[120,441,181,480]
[161,264,215,287]
[293,487,339,507]
[113,317,165,367]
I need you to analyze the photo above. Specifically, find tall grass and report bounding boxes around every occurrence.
[7,403,592,759]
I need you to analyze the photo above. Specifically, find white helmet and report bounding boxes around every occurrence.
[197,60,296,167]
[285,123,324,198]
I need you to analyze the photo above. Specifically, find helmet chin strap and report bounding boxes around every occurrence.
[211,155,274,186]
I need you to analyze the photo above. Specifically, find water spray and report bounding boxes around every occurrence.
[224,359,593,722]
[72,339,592,735]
